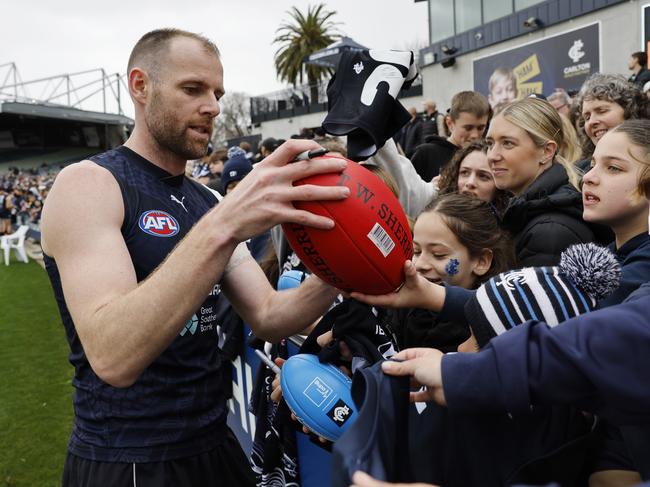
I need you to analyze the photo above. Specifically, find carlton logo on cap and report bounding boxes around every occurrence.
[138,210,180,237]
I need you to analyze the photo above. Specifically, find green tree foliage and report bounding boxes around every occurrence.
[273,4,340,102]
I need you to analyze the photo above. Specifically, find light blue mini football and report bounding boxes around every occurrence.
[281,353,358,442]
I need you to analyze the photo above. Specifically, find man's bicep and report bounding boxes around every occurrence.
[58,224,137,328]
[42,162,137,328]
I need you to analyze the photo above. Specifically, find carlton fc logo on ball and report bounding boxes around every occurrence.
[327,399,353,426]
[138,210,180,237]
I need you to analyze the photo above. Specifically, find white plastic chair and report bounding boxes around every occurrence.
[1,225,29,265]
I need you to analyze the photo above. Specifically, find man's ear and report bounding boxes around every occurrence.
[472,248,493,277]
[128,67,150,105]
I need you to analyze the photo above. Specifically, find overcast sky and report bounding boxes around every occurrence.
[1,1,428,114]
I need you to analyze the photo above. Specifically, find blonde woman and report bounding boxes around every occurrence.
[486,97,593,265]
[559,113,583,164]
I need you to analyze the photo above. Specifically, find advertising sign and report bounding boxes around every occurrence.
[473,23,600,108]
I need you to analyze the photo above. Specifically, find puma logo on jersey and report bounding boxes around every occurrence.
[170,195,188,212]
[138,210,180,237]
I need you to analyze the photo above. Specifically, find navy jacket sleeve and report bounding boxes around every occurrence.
[438,285,475,324]
[598,251,650,308]
[442,291,650,425]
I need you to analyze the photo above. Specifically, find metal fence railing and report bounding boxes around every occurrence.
[0,62,130,116]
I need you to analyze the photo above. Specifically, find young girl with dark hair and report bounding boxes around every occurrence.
[579,119,650,487]
[582,119,650,308]
[393,193,514,350]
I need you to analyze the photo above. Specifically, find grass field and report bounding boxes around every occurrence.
[0,257,73,487]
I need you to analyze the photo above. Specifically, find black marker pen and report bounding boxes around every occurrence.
[292,148,329,162]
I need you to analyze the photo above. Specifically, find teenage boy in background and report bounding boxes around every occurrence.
[411,91,490,182]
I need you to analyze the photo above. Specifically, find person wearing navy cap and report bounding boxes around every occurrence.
[221,150,253,194]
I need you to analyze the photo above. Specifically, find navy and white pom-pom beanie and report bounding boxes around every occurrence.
[464,243,621,348]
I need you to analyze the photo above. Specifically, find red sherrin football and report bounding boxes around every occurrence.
[282,156,413,295]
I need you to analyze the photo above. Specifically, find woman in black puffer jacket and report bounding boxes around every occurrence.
[487,98,594,266]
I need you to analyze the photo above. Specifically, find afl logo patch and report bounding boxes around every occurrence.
[138,210,180,237]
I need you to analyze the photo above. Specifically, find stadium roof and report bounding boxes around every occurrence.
[0,101,133,126]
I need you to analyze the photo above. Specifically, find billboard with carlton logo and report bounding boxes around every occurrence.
[473,22,600,109]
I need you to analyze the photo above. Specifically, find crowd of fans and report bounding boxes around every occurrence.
[0,164,57,236]
[244,54,650,487]
[188,127,336,195]
[164,52,650,486]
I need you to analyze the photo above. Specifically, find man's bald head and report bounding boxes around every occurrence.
[127,28,220,83]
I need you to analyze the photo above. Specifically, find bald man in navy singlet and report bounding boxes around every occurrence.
[41,28,350,487]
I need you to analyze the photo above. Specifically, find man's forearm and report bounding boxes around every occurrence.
[252,275,339,342]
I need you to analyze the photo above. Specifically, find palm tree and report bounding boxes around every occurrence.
[273,4,340,104]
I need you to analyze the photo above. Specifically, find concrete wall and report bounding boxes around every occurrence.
[420,0,646,110]
[397,93,427,113]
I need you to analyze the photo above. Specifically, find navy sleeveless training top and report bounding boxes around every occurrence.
[45,146,235,462]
